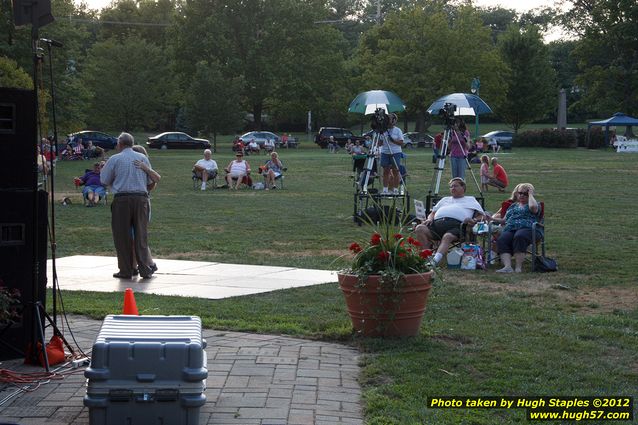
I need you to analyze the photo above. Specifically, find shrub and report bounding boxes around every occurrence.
[585,127,607,149]
[516,128,578,148]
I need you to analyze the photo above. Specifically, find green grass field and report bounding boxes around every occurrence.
[49,142,637,424]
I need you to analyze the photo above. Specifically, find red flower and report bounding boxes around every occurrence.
[408,237,422,247]
[419,249,433,259]
[349,242,362,253]
[398,252,406,257]
[393,233,403,240]
[370,233,382,245]
[377,251,390,261]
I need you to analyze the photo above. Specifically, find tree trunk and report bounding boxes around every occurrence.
[415,109,428,133]
[253,103,263,130]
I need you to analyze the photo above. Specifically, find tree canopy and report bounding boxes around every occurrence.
[0,0,634,135]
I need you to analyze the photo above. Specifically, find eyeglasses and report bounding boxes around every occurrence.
[517,192,528,196]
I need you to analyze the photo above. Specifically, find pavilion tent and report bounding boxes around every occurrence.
[587,112,638,145]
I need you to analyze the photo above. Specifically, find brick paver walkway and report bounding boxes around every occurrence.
[0,316,363,425]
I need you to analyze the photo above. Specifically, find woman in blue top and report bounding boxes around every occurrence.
[264,151,283,190]
[492,183,541,273]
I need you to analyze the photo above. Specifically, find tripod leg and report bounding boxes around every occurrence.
[38,302,76,356]
[464,156,484,197]
[32,304,50,372]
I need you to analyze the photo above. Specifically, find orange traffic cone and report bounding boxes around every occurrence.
[122,287,139,315]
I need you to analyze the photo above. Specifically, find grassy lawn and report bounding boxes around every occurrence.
[50,141,636,424]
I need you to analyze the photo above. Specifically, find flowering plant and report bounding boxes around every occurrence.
[0,280,21,325]
[343,208,436,282]
[338,206,439,337]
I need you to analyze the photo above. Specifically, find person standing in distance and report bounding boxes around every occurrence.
[100,132,157,279]
[379,112,404,195]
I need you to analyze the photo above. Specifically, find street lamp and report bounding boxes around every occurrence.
[470,77,480,141]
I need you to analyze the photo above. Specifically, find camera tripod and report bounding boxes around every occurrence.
[353,130,411,225]
[426,122,484,213]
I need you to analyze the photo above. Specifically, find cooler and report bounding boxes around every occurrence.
[83,315,208,425]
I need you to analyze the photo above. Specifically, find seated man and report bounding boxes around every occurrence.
[414,177,485,265]
[487,157,509,192]
[263,138,275,153]
[83,140,97,159]
[225,152,251,189]
[247,140,260,154]
[351,140,367,177]
[77,162,106,207]
[193,149,218,191]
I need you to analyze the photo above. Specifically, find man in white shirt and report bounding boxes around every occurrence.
[193,149,218,191]
[415,178,485,264]
[263,138,275,153]
[378,113,404,195]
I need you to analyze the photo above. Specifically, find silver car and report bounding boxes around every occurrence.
[240,131,280,147]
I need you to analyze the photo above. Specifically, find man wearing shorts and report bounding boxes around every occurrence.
[415,177,485,265]
[193,149,218,191]
[379,113,404,195]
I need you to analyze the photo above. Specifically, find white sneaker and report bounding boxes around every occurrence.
[381,188,389,195]
[392,188,399,195]
[201,183,206,191]
[496,266,514,273]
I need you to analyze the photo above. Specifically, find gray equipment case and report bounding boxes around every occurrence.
[83,315,208,425]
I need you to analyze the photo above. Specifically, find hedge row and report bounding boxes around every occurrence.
[515,128,606,149]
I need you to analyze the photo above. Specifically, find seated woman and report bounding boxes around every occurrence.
[77,162,107,207]
[225,152,251,189]
[232,137,245,154]
[263,151,283,190]
[490,183,541,273]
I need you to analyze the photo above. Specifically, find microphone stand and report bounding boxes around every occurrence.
[40,38,61,327]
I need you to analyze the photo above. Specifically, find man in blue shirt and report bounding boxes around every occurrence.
[100,132,157,279]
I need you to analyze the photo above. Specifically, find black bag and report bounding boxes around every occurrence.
[534,256,557,272]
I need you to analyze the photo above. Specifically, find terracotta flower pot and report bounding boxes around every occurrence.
[338,271,433,337]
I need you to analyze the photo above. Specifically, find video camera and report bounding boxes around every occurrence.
[370,108,390,133]
[438,102,457,127]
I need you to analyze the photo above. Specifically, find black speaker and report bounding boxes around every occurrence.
[0,88,37,190]
[0,190,47,360]
[11,0,54,28]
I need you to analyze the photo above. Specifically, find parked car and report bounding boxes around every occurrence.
[239,131,280,147]
[314,127,364,148]
[403,132,434,148]
[480,130,515,150]
[67,131,117,150]
[147,132,211,150]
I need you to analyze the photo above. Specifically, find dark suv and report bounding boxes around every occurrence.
[314,127,364,148]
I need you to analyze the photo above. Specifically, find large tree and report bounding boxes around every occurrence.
[496,25,556,132]
[82,37,177,130]
[0,55,32,88]
[356,3,507,133]
[172,0,349,130]
[562,0,638,116]
[184,60,243,151]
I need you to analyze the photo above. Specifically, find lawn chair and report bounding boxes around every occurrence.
[192,169,217,191]
[259,164,286,189]
[485,200,546,271]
